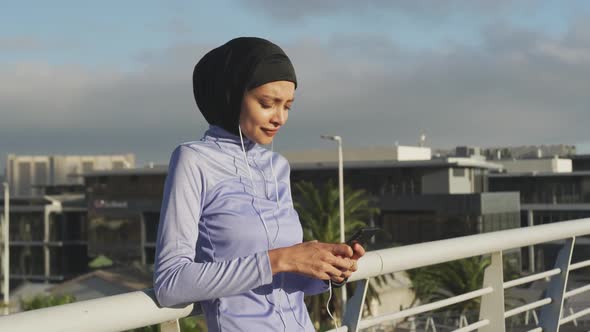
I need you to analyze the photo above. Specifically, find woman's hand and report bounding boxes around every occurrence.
[329,242,366,283]
[269,241,356,283]
[350,242,366,261]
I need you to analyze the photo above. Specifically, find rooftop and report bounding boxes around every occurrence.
[290,156,503,171]
[489,170,590,178]
[81,165,168,177]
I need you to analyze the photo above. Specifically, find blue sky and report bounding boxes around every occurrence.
[2,1,578,65]
[1,0,590,166]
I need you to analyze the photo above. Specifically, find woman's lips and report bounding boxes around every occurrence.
[262,128,279,136]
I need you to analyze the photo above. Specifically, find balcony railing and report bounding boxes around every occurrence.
[0,218,589,332]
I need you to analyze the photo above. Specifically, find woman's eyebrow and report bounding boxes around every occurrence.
[259,94,294,102]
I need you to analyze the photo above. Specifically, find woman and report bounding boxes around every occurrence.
[153,37,365,331]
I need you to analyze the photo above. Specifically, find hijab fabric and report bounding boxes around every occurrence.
[193,37,297,136]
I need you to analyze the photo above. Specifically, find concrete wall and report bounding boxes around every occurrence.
[499,158,572,173]
[449,168,473,194]
[421,169,450,194]
[395,146,431,161]
[422,168,474,194]
[368,272,415,318]
[553,158,573,173]
[52,154,135,185]
[6,154,51,196]
[283,146,431,164]
[480,192,521,214]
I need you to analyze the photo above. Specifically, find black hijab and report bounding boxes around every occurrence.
[193,37,297,136]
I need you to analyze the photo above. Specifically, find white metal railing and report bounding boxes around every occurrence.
[332,217,590,332]
[0,289,195,332]
[0,218,588,331]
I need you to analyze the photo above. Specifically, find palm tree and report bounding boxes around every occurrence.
[424,256,490,314]
[406,255,524,327]
[293,179,379,330]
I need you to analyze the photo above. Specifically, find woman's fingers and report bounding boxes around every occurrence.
[325,253,353,270]
[321,261,345,279]
[331,276,346,283]
[351,243,366,260]
[276,241,363,281]
[328,243,353,258]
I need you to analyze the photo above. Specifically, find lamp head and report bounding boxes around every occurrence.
[320,135,342,142]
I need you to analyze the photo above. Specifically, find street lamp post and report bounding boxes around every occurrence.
[320,135,347,314]
[2,182,9,314]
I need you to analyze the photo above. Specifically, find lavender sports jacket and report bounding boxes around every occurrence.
[154,125,326,331]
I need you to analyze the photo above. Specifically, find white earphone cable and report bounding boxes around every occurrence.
[238,126,286,331]
[326,280,340,331]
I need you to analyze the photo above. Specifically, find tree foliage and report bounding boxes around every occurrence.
[21,294,76,311]
[407,255,524,322]
[400,256,491,325]
[294,180,378,243]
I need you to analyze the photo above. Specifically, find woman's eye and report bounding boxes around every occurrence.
[260,102,272,109]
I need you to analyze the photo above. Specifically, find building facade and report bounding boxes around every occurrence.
[0,146,528,291]
[5,154,135,197]
[288,156,521,249]
[83,167,167,267]
[573,154,590,171]
[489,169,590,271]
[0,195,87,288]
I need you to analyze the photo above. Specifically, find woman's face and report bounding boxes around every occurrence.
[239,80,295,145]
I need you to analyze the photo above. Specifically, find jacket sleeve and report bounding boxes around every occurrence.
[153,145,273,307]
[286,274,330,296]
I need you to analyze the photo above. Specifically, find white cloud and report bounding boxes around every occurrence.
[2,22,590,166]
[239,0,529,21]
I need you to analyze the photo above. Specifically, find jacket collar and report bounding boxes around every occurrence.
[203,125,258,153]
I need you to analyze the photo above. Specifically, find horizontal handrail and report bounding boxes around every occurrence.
[503,269,560,289]
[560,307,590,325]
[350,217,590,282]
[570,259,590,271]
[504,298,552,318]
[1,218,589,332]
[345,218,590,331]
[453,319,490,332]
[564,284,590,299]
[0,289,194,332]
[357,287,492,329]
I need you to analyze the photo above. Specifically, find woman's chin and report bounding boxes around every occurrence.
[258,137,273,145]
[251,135,274,145]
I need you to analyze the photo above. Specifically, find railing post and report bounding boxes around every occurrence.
[568,307,577,326]
[425,316,437,332]
[341,279,369,332]
[159,319,181,332]
[459,314,468,328]
[525,310,539,325]
[539,237,575,331]
[528,210,535,272]
[478,251,505,332]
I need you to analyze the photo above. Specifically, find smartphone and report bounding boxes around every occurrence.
[345,227,380,246]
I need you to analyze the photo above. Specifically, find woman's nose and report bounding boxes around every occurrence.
[271,109,286,126]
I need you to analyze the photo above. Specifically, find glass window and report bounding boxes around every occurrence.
[10,246,44,276]
[112,161,125,170]
[144,212,160,243]
[453,168,466,177]
[87,212,142,264]
[18,162,32,196]
[82,161,94,173]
